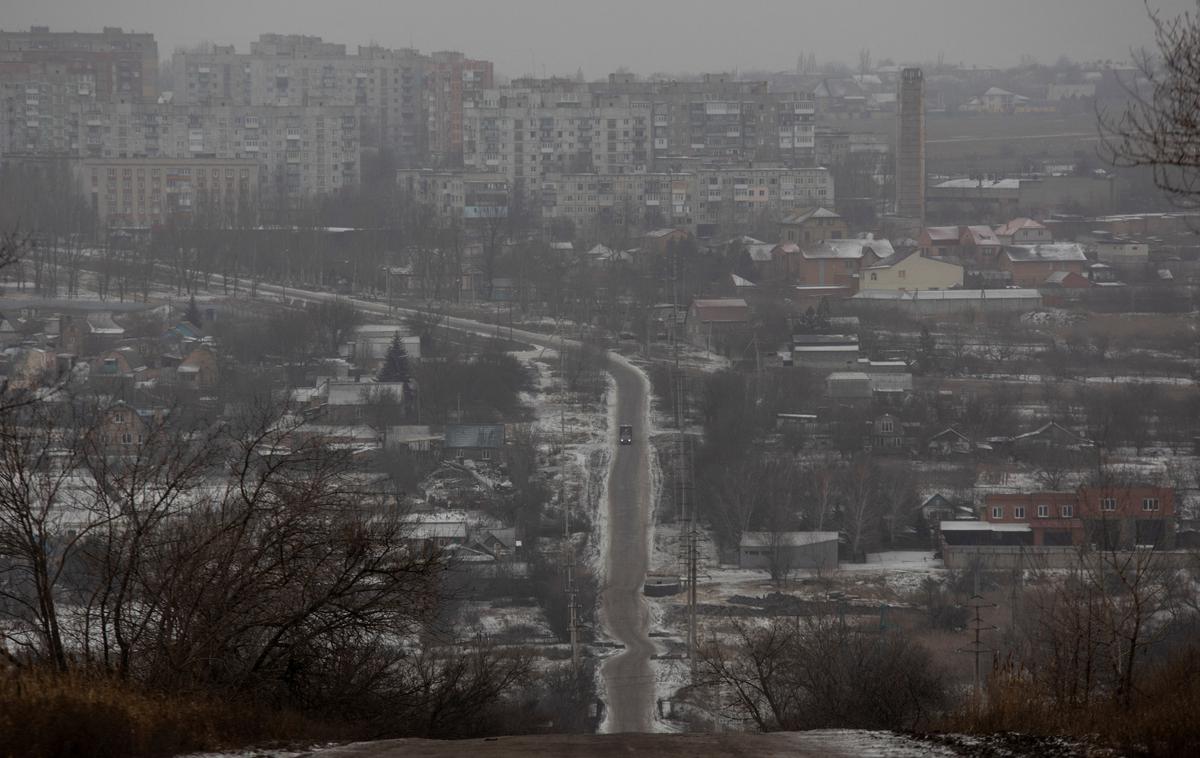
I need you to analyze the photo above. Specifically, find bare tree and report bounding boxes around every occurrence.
[840,455,878,562]
[1101,3,1200,206]
[0,403,95,671]
[699,614,945,732]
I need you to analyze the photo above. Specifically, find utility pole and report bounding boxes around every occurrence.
[686,432,698,680]
[558,327,579,672]
[564,536,580,672]
[958,593,998,706]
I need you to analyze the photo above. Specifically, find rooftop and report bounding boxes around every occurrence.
[740,531,840,548]
[852,288,1041,301]
[1004,243,1088,263]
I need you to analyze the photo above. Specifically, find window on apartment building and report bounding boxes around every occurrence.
[899,270,906,279]
[1101,497,1117,511]
[991,506,1003,520]
[1061,505,1073,518]
[1014,506,1026,519]
[1143,498,1160,511]
[870,272,877,281]
[1037,504,1049,518]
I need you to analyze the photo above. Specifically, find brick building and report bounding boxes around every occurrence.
[981,484,1175,548]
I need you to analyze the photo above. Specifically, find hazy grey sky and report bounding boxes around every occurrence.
[3,0,1193,77]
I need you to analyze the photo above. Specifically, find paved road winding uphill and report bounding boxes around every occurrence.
[240,285,657,732]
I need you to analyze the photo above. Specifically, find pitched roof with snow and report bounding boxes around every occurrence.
[86,312,124,335]
[1004,243,1087,263]
[996,217,1047,237]
[962,225,1001,245]
[730,273,757,288]
[935,178,1021,190]
[740,531,839,548]
[746,243,776,262]
[923,226,961,242]
[802,237,894,260]
[1008,420,1093,446]
[863,250,924,270]
[782,206,841,224]
[645,228,686,238]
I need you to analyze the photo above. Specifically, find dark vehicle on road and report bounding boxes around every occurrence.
[618,425,634,445]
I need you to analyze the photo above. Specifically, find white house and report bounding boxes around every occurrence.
[860,252,964,291]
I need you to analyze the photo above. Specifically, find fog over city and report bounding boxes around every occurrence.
[2,0,1194,74]
[3,2,1200,757]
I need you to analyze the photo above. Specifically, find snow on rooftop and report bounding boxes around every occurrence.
[934,178,1020,190]
[939,521,1031,532]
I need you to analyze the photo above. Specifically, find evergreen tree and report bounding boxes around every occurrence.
[185,295,203,328]
[377,332,411,384]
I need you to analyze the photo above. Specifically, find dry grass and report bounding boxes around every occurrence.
[0,668,340,758]
[940,649,1200,757]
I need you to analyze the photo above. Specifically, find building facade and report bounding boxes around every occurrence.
[0,26,157,103]
[171,35,429,164]
[981,485,1175,548]
[80,157,259,228]
[74,102,359,204]
[425,51,493,167]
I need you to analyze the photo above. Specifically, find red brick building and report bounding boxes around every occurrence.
[982,485,1175,548]
[999,243,1088,287]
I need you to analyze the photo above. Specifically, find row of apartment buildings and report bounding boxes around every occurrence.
[397,164,834,234]
[2,27,826,230]
[1,28,493,166]
[461,74,816,184]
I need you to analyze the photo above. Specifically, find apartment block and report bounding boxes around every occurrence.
[76,102,359,203]
[591,73,815,166]
[422,164,835,235]
[425,51,493,166]
[81,156,259,228]
[691,166,833,234]
[539,172,692,229]
[396,168,510,220]
[462,74,816,198]
[463,83,650,191]
[0,26,158,103]
[172,35,427,164]
[0,62,95,156]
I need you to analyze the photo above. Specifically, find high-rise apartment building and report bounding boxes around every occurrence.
[462,83,652,193]
[896,67,925,221]
[461,74,816,204]
[73,102,359,206]
[172,35,428,165]
[0,26,158,103]
[425,51,493,167]
[0,62,96,156]
[591,73,815,166]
